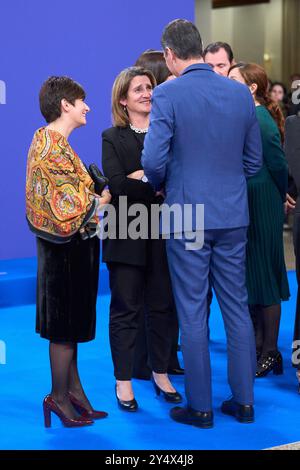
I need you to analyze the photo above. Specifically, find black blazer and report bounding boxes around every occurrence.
[101,126,156,266]
[285,116,300,212]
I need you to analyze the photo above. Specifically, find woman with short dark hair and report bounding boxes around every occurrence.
[26,76,111,427]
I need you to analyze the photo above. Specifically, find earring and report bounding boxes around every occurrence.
[123,106,127,112]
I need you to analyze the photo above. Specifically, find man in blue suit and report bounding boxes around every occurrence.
[141,19,263,428]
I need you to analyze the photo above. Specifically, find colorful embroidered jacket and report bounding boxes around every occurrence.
[26,127,98,243]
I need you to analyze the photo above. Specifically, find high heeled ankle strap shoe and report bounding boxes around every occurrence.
[151,376,183,403]
[115,386,138,412]
[68,392,108,420]
[43,395,94,428]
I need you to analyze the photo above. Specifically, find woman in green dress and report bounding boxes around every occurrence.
[228,63,289,377]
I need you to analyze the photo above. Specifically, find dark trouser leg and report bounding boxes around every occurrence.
[108,263,145,380]
[210,228,256,405]
[132,307,151,379]
[168,303,181,370]
[145,239,173,374]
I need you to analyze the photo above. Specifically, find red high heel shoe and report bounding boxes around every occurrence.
[43,395,94,428]
[68,392,108,420]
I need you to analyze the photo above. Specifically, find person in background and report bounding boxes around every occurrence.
[287,73,300,116]
[132,49,183,380]
[229,63,289,378]
[26,76,111,428]
[203,41,235,77]
[270,82,288,117]
[270,81,291,229]
[284,114,300,392]
[135,49,174,84]
[102,66,182,412]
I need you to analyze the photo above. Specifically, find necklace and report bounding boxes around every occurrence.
[129,123,148,134]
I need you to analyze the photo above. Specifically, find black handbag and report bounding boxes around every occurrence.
[88,163,109,195]
[79,163,109,240]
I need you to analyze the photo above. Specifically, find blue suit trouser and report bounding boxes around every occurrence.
[166,228,256,411]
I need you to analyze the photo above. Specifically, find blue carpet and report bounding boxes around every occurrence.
[0,257,110,307]
[0,271,299,450]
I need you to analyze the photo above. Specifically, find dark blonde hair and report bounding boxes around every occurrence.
[229,62,285,143]
[111,67,156,127]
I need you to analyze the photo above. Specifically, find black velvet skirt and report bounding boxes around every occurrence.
[36,235,100,342]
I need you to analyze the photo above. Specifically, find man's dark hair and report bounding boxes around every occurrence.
[39,76,86,123]
[203,42,234,63]
[161,19,203,60]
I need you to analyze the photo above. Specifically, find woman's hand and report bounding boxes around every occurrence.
[285,193,296,214]
[127,170,144,180]
[99,189,112,207]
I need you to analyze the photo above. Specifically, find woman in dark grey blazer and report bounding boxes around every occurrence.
[102,67,182,411]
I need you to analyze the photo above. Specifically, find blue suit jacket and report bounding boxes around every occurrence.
[141,63,263,231]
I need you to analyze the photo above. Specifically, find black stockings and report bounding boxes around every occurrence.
[249,304,281,355]
[49,341,92,418]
